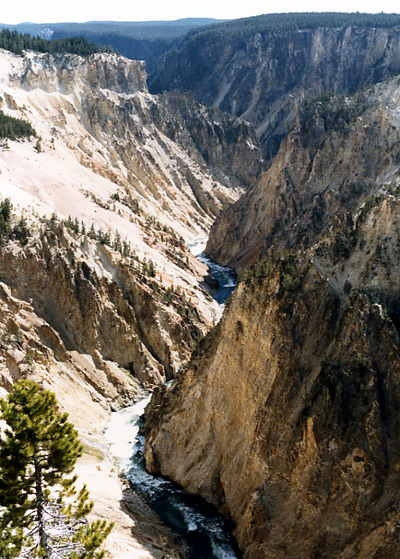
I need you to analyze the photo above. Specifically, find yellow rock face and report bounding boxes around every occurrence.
[145,262,400,558]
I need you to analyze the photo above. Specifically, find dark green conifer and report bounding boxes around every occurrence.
[88,224,97,240]
[0,380,113,558]
[0,110,36,140]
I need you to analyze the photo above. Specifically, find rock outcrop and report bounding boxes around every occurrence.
[0,273,138,430]
[0,221,207,386]
[207,77,400,268]
[20,51,149,94]
[144,255,400,558]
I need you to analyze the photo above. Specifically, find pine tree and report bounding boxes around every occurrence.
[88,224,97,240]
[113,231,122,252]
[0,380,113,558]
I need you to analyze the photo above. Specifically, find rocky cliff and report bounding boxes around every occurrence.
[0,218,207,385]
[144,73,400,558]
[1,47,261,558]
[1,49,263,239]
[1,49,244,402]
[20,51,149,94]
[145,257,400,559]
[150,17,400,160]
[0,46,264,390]
[207,77,400,268]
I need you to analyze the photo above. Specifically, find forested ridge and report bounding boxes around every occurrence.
[185,12,400,41]
[3,14,400,73]
[0,28,112,56]
[0,19,224,71]
[1,19,224,42]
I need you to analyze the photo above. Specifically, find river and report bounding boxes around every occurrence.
[188,238,237,306]
[105,239,240,559]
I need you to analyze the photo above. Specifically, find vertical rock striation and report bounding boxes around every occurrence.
[151,23,400,160]
[144,73,400,559]
[145,259,400,558]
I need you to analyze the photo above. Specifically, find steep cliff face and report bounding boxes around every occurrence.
[148,91,263,190]
[0,49,237,397]
[1,49,263,238]
[0,45,265,467]
[145,258,400,559]
[144,72,400,558]
[0,272,138,431]
[0,47,253,558]
[151,24,400,159]
[20,51,149,94]
[207,77,400,268]
[0,221,207,386]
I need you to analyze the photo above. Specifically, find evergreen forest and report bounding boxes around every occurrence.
[0,110,36,140]
[187,12,400,41]
[0,29,112,56]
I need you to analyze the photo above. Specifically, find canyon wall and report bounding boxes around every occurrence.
[0,48,263,558]
[0,48,261,439]
[144,75,400,558]
[207,76,400,268]
[4,25,400,559]
[145,257,400,559]
[151,24,400,160]
[2,50,263,238]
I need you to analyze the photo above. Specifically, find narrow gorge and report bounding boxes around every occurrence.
[106,256,239,559]
[143,15,400,559]
[0,45,260,558]
[2,12,400,559]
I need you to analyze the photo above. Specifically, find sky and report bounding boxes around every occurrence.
[0,0,399,25]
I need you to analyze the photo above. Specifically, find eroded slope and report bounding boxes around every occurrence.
[144,76,400,559]
[0,45,263,559]
[207,80,400,268]
[1,49,263,236]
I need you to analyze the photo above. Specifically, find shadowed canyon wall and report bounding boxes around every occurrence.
[151,24,400,160]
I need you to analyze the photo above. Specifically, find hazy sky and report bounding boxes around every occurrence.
[1,0,399,25]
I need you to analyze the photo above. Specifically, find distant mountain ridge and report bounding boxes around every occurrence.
[0,18,225,37]
[0,19,227,71]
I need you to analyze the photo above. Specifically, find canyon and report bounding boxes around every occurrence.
[0,47,260,558]
[150,18,400,161]
[143,20,400,559]
[0,47,263,394]
[2,13,400,559]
